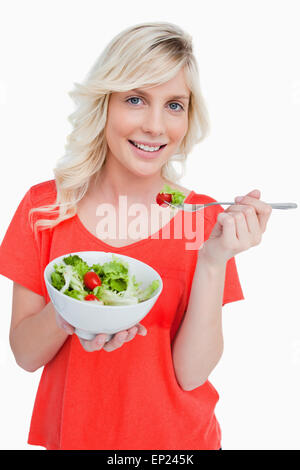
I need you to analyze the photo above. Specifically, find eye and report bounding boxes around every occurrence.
[168,102,184,112]
[127,97,143,106]
[126,96,184,112]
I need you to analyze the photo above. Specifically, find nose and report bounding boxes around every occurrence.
[141,105,166,136]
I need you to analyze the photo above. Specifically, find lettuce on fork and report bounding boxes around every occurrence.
[159,184,186,207]
[50,254,160,305]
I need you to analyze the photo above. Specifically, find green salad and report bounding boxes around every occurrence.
[50,254,160,306]
[156,184,186,208]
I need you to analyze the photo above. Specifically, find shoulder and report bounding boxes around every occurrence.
[28,179,57,206]
[176,184,224,222]
[162,180,223,221]
[189,191,224,223]
[164,182,216,204]
[164,182,191,199]
[189,192,218,205]
[166,181,218,205]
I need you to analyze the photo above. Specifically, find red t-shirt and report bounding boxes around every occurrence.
[0,180,244,450]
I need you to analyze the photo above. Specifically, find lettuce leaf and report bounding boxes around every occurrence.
[63,254,90,278]
[53,263,87,295]
[137,279,160,302]
[51,254,160,305]
[160,184,186,207]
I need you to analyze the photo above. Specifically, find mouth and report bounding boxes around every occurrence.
[128,140,167,159]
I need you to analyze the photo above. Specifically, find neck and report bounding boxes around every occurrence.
[90,157,171,207]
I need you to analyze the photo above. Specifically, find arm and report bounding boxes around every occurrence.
[172,251,226,391]
[10,282,69,372]
[10,282,148,371]
[172,189,272,391]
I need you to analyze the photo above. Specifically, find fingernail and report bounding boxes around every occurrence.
[235,196,244,202]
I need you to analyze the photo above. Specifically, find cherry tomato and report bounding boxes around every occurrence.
[156,192,172,207]
[84,294,100,301]
[83,271,102,290]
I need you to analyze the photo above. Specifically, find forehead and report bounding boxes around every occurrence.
[122,69,190,99]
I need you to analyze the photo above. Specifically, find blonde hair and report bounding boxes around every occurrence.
[30,21,210,234]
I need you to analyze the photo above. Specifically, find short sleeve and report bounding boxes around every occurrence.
[0,189,43,296]
[222,256,244,306]
[204,199,245,307]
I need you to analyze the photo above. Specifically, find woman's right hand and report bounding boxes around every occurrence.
[55,311,147,352]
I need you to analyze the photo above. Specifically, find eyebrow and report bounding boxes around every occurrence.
[130,88,190,101]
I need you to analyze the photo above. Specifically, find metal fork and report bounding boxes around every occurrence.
[164,200,298,212]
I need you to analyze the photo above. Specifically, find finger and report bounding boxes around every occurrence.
[79,333,108,352]
[94,333,109,349]
[217,212,238,251]
[226,204,259,235]
[233,195,272,232]
[79,338,96,352]
[103,330,128,352]
[229,209,250,247]
[241,205,262,244]
[136,323,147,336]
[124,326,138,342]
[231,205,262,248]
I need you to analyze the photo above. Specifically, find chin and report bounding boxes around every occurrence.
[131,162,163,177]
[122,156,157,174]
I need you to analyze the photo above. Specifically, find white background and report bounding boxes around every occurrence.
[0,0,299,450]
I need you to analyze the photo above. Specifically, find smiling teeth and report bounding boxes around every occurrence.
[132,141,161,152]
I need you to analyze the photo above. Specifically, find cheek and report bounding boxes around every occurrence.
[106,110,133,145]
[167,118,188,143]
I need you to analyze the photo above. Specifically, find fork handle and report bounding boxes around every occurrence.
[216,202,298,210]
[268,203,297,209]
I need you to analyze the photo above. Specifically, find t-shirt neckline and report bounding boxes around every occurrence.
[74,190,195,251]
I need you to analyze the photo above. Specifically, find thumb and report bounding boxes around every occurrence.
[136,323,147,336]
[235,189,261,203]
[247,189,261,198]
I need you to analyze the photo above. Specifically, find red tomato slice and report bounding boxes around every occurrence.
[156,193,172,207]
[83,271,102,290]
[84,294,100,301]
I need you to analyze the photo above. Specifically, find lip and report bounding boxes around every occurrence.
[128,140,167,159]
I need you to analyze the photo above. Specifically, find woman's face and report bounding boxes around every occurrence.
[105,68,190,178]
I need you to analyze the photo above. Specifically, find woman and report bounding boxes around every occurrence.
[0,22,272,450]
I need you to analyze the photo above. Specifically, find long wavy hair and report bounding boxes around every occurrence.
[30,21,210,235]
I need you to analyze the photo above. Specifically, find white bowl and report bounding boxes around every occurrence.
[44,251,163,341]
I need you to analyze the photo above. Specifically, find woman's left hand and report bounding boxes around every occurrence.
[200,189,273,266]
[78,323,147,353]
